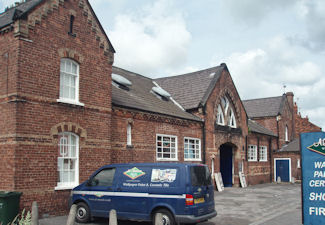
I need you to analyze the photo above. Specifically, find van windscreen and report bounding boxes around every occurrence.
[190,166,212,186]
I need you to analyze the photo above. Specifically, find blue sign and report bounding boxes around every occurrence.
[301,132,325,225]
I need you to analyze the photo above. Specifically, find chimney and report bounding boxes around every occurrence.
[286,92,294,110]
[286,92,295,139]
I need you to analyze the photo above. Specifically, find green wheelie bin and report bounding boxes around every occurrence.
[0,191,22,225]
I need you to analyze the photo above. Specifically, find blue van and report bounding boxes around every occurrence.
[70,163,217,225]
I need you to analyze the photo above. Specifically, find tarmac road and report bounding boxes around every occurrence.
[40,183,302,225]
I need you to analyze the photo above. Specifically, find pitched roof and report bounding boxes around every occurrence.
[0,0,43,29]
[243,95,285,118]
[248,119,277,137]
[279,138,300,152]
[0,0,116,52]
[112,67,202,122]
[155,65,224,110]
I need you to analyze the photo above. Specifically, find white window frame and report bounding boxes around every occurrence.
[217,104,225,125]
[184,137,201,161]
[56,132,79,190]
[57,58,84,106]
[259,146,268,162]
[221,96,229,114]
[127,123,132,146]
[228,108,237,128]
[274,158,292,182]
[248,145,257,162]
[285,125,289,142]
[156,134,178,161]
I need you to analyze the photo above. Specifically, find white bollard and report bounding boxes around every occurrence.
[31,201,39,225]
[109,209,118,225]
[66,204,77,225]
[277,176,282,183]
[154,213,163,225]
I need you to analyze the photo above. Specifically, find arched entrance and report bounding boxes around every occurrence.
[220,143,234,187]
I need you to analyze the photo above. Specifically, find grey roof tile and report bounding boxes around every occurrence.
[279,138,300,152]
[243,95,285,118]
[0,0,43,29]
[155,66,224,110]
[248,119,277,137]
[112,67,202,122]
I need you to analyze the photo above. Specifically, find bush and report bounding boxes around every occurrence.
[8,209,31,225]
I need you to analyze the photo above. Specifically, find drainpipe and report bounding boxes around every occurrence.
[276,115,280,150]
[269,137,272,182]
[3,52,9,96]
[202,105,207,164]
[257,136,260,161]
[245,135,248,179]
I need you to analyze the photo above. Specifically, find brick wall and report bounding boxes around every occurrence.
[203,67,249,187]
[253,100,294,149]
[0,28,20,191]
[0,0,114,216]
[111,107,203,164]
[294,103,322,135]
[246,133,277,185]
[273,151,301,181]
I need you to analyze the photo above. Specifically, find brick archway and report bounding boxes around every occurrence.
[50,122,87,145]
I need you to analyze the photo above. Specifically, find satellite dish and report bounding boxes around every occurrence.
[112,73,132,86]
[152,86,171,98]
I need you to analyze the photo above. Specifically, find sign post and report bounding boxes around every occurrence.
[301,132,325,225]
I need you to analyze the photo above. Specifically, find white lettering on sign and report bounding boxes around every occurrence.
[150,183,163,187]
[123,182,150,187]
[315,161,325,169]
[314,171,325,178]
[314,138,325,147]
[309,207,325,216]
[309,180,325,187]
[309,192,325,201]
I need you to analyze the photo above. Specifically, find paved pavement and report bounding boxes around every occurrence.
[39,183,302,225]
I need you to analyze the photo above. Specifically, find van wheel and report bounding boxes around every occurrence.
[153,209,175,225]
[76,202,90,223]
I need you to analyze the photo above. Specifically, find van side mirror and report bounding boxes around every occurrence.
[86,179,92,186]
[86,178,99,186]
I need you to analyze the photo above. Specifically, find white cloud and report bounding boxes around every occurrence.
[108,0,191,77]
[89,0,108,7]
[211,35,325,129]
[296,0,325,51]
[221,0,298,24]
[1,0,17,9]
[303,107,325,130]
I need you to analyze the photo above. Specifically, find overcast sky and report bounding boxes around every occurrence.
[1,0,324,129]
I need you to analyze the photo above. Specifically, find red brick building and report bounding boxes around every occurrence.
[0,0,115,216]
[243,93,322,182]
[0,0,321,217]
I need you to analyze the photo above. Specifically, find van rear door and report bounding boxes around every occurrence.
[189,165,215,217]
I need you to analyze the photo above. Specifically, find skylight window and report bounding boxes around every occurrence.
[151,86,171,100]
[112,73,132,90]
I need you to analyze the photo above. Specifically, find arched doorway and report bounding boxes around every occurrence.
[220,144,233,187]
